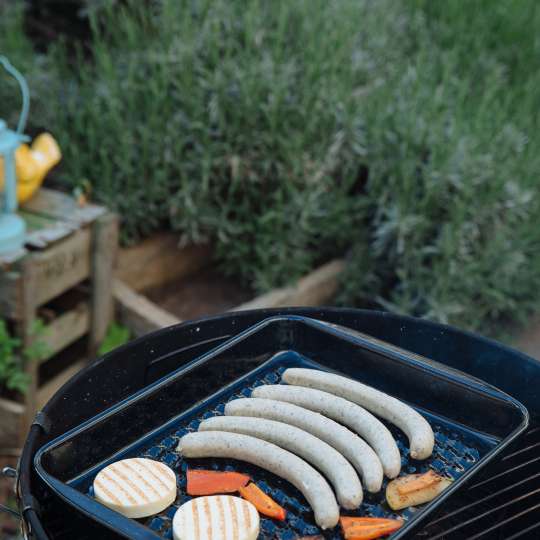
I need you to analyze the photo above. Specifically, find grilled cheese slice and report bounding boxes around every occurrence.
[173,495,259,540]
[93,458,176,518]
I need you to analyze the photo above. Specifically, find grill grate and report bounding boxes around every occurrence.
[73,360,495,539]
[417,425,540,539]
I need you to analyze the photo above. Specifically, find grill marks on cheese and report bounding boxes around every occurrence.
[120,460,161,498]
[241,497,252,530]
[193,496,201,539]
[203,497,213,539]
[216,495,226,536]
[94,458,176,518]
[173,495,259,540]
[228,496,239,539]
[96,459,172,505]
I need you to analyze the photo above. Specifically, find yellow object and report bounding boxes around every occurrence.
[0,132,61,203]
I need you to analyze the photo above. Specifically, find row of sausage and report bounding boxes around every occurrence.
[178,367,439,529]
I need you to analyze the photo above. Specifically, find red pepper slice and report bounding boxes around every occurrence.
[186,469,250,496]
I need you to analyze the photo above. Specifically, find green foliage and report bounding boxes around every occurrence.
[0,320,23,393]
[0,2,56,129]
[98,323,131,355]
[1,0,539,336]
[40,0,372,292]
[0,319,49,394]
[338,0,540,334]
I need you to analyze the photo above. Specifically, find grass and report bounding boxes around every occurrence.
[1,0,539,336]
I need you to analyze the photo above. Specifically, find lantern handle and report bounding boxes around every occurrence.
[0,55,30,134]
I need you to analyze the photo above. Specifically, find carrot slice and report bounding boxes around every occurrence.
[340,516,403,539]
[238,483,287,521]
[340,517,402,528]
[396,470,440,495]
[186,469,250,496]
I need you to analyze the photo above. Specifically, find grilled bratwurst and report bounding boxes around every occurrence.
[199,415,363,508]
[252,384,401,478]
[282,368,434,460]
[178,431,339,529]
[224,398,383,492]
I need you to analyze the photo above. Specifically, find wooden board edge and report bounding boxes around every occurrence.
[114,278,181,337]
[231,259,345,311]
[89,213,118,356]
[116,233,212,292]
[30,227,92,307]
[39,301,90,362]
[0,397,24,451]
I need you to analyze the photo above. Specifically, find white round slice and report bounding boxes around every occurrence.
[93,457,176,518]
[173,495,260,540]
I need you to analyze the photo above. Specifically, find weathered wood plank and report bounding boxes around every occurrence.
[30,228,92,307]
[89,213,118,355]
[18,209,60,232]
[19,258,38,446]
[19,209,77,249]
[115,259,344,339]
[114,279,181,337]
[0,247,27,266]
[232,259,345,311]
[39,302,90,361]
[0,398,24,450]
[0,270,22,318]
[22,187,106,226]
[117,232,212,292]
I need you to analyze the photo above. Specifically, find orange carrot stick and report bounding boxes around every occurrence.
[186,469,251,496]
[396,470,440,495]
[340,516,403,539]
[238,483,287,521]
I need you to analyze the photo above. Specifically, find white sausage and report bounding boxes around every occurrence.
[283,368,434,460]
[199,416,363,509]
[178,431,339,529]
[224,398,383,492]
[253,384,401,478]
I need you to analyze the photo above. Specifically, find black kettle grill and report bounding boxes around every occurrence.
[6,308,540,539]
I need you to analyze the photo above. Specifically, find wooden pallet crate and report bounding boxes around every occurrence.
[0,188,118,449]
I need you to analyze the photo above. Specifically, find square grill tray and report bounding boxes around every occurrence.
[34,316,528,539]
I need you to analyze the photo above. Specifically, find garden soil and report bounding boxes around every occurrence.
[144,268,253,321]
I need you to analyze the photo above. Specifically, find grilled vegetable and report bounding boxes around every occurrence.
[386,470,452,510]
[186,469,250,496]
[339,516,403,539]
[239,482,287,521]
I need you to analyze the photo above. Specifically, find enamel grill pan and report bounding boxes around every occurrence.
[34,316,528,539]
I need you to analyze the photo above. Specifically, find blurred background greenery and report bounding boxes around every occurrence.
[1,0,539,337]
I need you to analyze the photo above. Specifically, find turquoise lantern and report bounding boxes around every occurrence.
[0,56,30,255]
